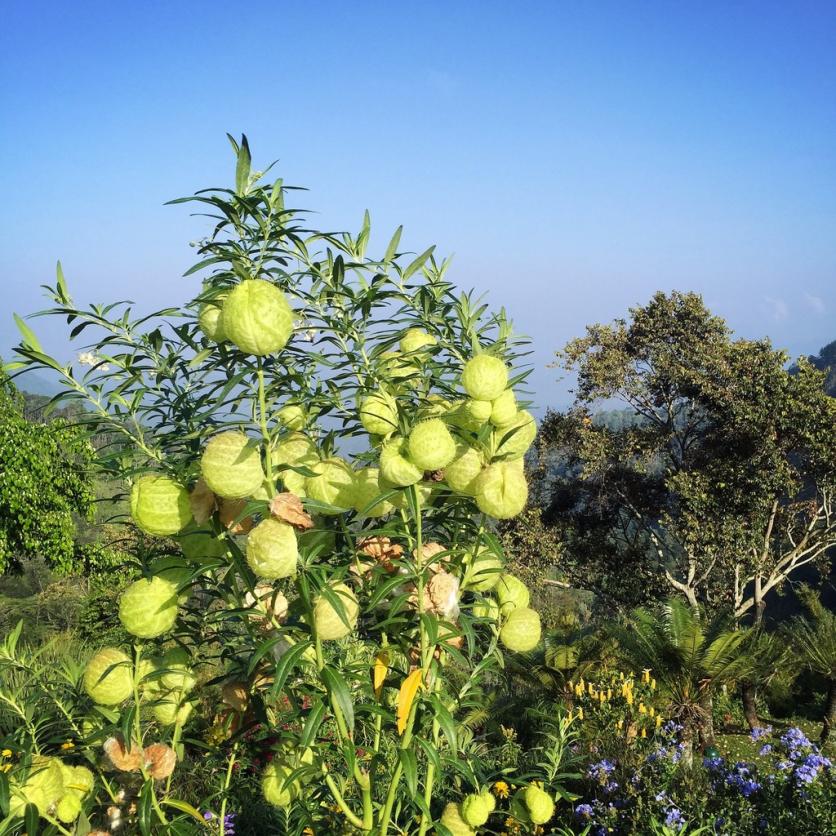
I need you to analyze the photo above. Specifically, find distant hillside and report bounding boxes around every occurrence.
[11,369,62,396]
[803,339,836,396]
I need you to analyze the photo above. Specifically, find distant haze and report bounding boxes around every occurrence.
[2,2,835,413]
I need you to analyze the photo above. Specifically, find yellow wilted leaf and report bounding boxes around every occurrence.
[373,651,389,700]
[397,669,422,734]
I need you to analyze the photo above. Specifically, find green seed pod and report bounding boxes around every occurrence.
[399,327,436,354]
[83,648,133,705]
[378,473,434,509]
[151,556,193,601]
[379,436,423,487]
[353,468,395,517]
[463,546,503,592]
[272,432,318,467]
[305,457,356,512]
[471,596,500,621]
[201,431,265,499]
[262,761,297,808]
[60,764,94,799]
[276,403,305,430]
[500,607,542,653]
[407,418,456,471]
[197,294,228,342]
[56,792,82,823]
[445,443,484,495]
[461,791,494,826]
[461,354,508,401]
[160,646,197,693]
[313,582,359,640]
[152,692,193,726]
[524,784,555,825]
[495,574,530,613]
[359,391,399,435]
[492,409,537,460]
[474,461,528,519]
[246,518,298,579]
[130,474,192,536]
[222,279,294,356]
[418,394,452,420]
[9,756,65,817]
[177,523,227,562]
[379,350,419,383]
[439,801,476,836]
[137,656,161,695]
[119,576,179,638]
[489,389,517,426]
[509,788,531,824]
[465,399,493,424]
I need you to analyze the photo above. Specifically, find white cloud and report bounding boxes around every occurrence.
[764,296,789,322]
[802,292,826,314]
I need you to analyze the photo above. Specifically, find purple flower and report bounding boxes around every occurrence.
[587,759,616,784]
[575,803,594,819]
[759,744,772,756]
[665,807,685,830]
[203,811,215,821]
[703,755,724,771]
[749,725,772,742]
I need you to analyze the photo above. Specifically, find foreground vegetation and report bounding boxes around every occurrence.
[0,138,833,834]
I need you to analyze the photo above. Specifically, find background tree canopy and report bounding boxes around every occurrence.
[0,368,95,574]
[538,291,836,621]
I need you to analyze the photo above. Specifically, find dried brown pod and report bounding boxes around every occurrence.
[243,584,289,625]
[143,743,177,779]
[218,498,254,534]
[189,477,217,524]
[103,736,143,772]
[357,536,404,573]
[269,491,314,530]
[221,681,250,713]
[413,542,449,573]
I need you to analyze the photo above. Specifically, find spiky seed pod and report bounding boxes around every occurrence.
[379,437,423,487]
[359,391,399,435]
[492,409,537,460]
[495,574,530,613]
[119,576,179,638]
[271,432,318,467]
[246,518,298,579]
[464,399,493,424]
[83,648,133,705]
[159,646,197,693]
[200,431,264,499]
[222,279,293,355]
[471,596,500,621]
[489,388,517,426]
[197,294,228,342]
[474,461,528,519]
[150,556,193,601]
[524,784,555,825]
[439,801,476,836]
[304,457,356,512]
[461,354,508,401]
[262,761,297,807]
[130,475,192,536]
[500,607,542,653]
[55,792,82,823]
[353,467,395,517]
[463,546,503,591]
[177,523,226,562]
[313,582,359,640]
[276,403,305,430]
[407,418,456,471]
[152,692,193,726]
[9,756,65,818]
[461,791,494,826]
[399,328,437,354]
[445,443,484,495]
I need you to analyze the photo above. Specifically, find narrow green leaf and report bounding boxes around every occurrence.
[24,803,39,836]
[235,134,252,195]
[56,260,69,303]
[402,246,435,280]
[384,225,403,262]
[162,798,207,823]
[321,665,355,735]
[13,314,43,352]
[399,748,418,797]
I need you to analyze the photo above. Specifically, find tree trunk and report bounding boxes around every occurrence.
[741,682,760,731]
[821,679,836,745]
[698,691,715,748]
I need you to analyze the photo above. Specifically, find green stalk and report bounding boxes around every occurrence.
[218,742,239,835]
[257,358,275,493]
[324,771,365,830]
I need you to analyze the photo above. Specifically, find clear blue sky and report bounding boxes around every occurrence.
[2,1,835,410]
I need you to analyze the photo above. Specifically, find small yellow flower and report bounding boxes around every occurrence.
[607,688,612,700]
[649,706,655,718]
[60,740,75,750]
[0,763,12,773]
[1,749,12,758]
[651,678,657,690]
[641,727,647,738]
[617,719,624,731]
[656,715,662,728]
[493,780,510,799]
[642,668,651,683]
[638,703,646,715]
[302,828,314,836]
[577,706,584,720]
[626,693,634,706]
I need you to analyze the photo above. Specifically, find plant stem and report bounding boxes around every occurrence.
[257,359,275,493]
[218,742,238,835]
